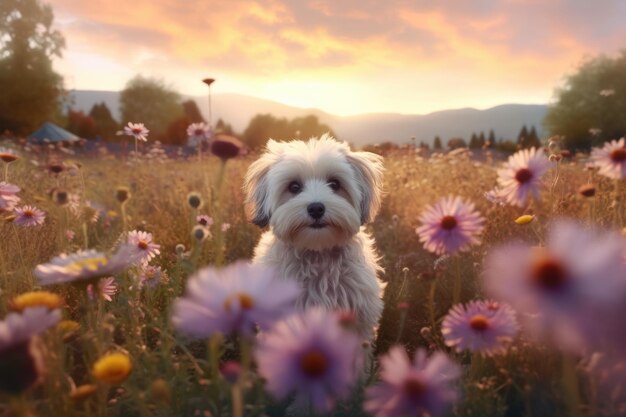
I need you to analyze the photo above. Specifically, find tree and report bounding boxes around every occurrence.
[447,137,467,149]
[66,110,96,139]
[182,100,204,123]
[545,51,626,150]
[88,102,118,140]
[119,75,182,137]
[433,136,442,150]
[242,114,335,149]
[215,118,234,135]
[469,133,479,149]
[0,0,65,135]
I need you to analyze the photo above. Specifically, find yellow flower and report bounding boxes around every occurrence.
[10,291,63,312]
[70,384,97,401]
[57,320,80,333]
[514,215,535,225]
[92,352,132,384]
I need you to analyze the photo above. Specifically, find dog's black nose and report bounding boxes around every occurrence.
[307,202,325,219]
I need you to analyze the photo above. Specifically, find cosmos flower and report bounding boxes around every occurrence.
[210,137,241,160]
[483,188,506,206]
[0,182,20,212]
[10,291,63,312]
[591,138,626,180]
[0,307,61,394]
[415,196,485,255]
[196,214,213,227]
[171,261,300,338]
[496,147,550,207]
[137,265,169,289]
[87,277,118,302]
[483,220,626,354]
[364,346,460,417]
[186,122,210,144]
[34,244,141,286]
[118,122,149,142]
[255,309,362,413]
[92,352,132,384]
[127,230,161,265]
[442,300,518,356]
[13,205,45,226]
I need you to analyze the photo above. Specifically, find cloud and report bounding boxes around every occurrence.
[48,0,626,114]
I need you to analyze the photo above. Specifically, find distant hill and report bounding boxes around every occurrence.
[67,90,548,146]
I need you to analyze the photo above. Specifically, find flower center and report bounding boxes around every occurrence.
[440,215,457,230]
[469,314,490,331]
[23,210,34,218]
[531,256,568,291]
[137,240,149,250]
[223,293,254,311]
[610,148,626,163]
[67,257,108,273]
[515,168,533,184]
[403,377,426,399]
[132,128,143,135]
[300,351,328,378]
[195,129,204,136]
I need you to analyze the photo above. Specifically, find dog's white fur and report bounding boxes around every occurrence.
[244,134,385,338]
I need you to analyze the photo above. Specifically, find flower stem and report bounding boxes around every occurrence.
[212,161,227,267]
[231,384,244,417]
[428,280,437,329]
[561,353,582,417]
[615,179,623,227]
[452,256,462,305]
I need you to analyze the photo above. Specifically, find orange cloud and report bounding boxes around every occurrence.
[49,0,626,115]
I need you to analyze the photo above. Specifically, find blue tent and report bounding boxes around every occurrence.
[28,122,80,144]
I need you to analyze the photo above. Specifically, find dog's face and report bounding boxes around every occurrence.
[244,134,384,251]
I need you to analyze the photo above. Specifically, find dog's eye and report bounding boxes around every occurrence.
[287,181,302,194]
[327,179,340,191]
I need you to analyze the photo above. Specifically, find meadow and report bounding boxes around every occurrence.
[0,135,625,417]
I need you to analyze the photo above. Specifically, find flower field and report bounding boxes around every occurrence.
[0,136,625,417]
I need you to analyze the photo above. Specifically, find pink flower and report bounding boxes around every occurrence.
[118,122,149,142]
[255,309,362,413]
[364,346,460,417]
[196,214,213,227]
[87,277,118,302]
[0,182,20,212]
[14,205,45,226]
[591,138,626,180]
[442,300,518,356]
[137,265,168,289]
[127,230,160,265]
[496,147,550,207]
[415,196,484,255]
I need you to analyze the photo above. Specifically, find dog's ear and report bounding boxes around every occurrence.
[346,150,384,224]
[243,140,280,227]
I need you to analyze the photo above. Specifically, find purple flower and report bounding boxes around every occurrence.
[187,122,211,146]
[13,205,45,226]
[127,230,160,265]
[496,147,550,207]
[364,346,460,417]
[0,307,61,394]
[255,309,362,413]
[442,300,518,356]
[171,261,299,338]
[591,138,626,180]
[34,244,142,286]
[415,196,485,255]
[483,220,626,353]
[137,265,168,289]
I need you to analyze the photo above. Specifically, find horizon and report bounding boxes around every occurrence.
[48,1,626,117]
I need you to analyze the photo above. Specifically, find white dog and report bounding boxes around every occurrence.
[244,134,385,338]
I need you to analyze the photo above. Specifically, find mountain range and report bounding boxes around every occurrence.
[67,90,548,147]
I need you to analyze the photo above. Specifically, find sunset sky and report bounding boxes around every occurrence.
[49,0,626,116]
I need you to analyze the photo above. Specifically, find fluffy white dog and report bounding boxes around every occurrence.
[244,134,385,338]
